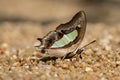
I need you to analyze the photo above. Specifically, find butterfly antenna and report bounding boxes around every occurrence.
[80,40,96,50]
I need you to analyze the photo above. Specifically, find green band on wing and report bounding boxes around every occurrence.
[51,30,78,48]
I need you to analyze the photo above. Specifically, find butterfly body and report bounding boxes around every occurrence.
[36,11,86,59]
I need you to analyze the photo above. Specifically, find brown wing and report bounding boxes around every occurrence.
[55,11,87,48]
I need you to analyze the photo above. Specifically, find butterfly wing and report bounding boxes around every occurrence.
[51,11,86,49]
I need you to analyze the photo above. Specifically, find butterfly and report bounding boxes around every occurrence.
[35,11,95,61]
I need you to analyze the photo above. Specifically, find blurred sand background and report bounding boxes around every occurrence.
[0,0,120,80]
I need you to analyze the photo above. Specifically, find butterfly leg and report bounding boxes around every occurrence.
[75,49,84,59]
[62,48,84,60]
[61,52,72,60]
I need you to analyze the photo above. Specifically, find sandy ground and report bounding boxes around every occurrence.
[0,0,120,80]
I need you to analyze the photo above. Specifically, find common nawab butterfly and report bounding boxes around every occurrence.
[35,11,95,61]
